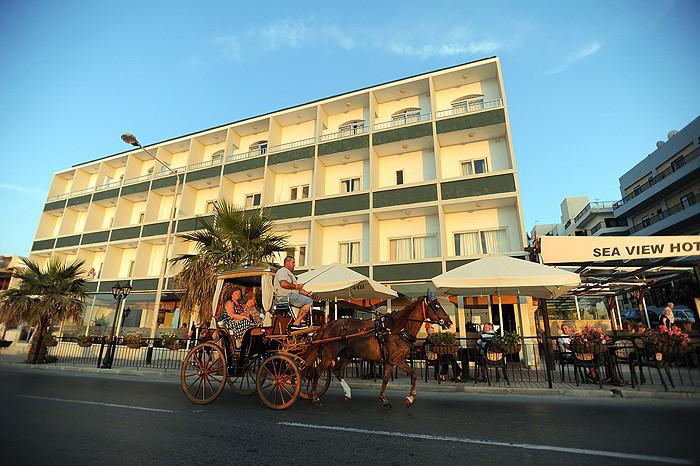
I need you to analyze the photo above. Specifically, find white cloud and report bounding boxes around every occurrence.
[386,39,501,59]
[214,35,242,61]
[547,40,603,75]
[0,183,43,196]
[322,25,355,51]
[257,19,308,50]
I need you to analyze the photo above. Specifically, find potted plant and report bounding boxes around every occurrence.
[570,325,611,355]
[161,332,181,350]
[75,334,93,348]
[43,334,58,347]
[123,333,145,349]
[426,332,458,355]
[492,331,521,354]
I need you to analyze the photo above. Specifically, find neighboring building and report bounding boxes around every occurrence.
[612,116,700,236]
[0,255,21,292]
[28,57,528,336]
[530,196,628,239]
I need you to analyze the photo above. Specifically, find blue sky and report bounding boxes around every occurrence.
[1,0,698,254]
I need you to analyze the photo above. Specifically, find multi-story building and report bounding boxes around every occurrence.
[612,116,699,236]
[531,196,628,239]
[29,57,527,336]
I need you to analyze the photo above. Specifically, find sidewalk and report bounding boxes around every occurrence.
[2,352,699,401]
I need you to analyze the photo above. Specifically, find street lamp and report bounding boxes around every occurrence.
[121,132,181,363]
[100,281,132,369]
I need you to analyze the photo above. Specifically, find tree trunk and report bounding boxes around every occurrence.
[27,316,50,364]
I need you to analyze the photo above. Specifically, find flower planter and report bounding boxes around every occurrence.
[165,343,181,351]
[505,344,521,354]
[126,343,144,350]
[77,342,92,348]
[433,344,458,355]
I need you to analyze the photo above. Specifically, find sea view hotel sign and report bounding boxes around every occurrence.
[540,236,700,264]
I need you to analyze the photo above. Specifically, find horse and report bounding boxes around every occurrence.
[303,294,452,408]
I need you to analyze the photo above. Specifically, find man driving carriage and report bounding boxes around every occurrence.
[273,255,313,331]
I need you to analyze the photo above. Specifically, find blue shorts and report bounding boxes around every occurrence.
[287,293,313,308]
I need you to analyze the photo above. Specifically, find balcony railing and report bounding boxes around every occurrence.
[188,158,223,171]
[573,201,615,224]
[614,148,699,209]
[122,173,153,185]
[373,112,432,131]
[94,179,123,192]
[319,125,369,142]
[46,192,70,202]
[153,166,185,178]
[226,147,266,162]
[628,197,697,234]
[267,137,316,153]
[434,98,503,119]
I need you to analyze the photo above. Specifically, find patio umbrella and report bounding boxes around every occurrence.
[296,263,398,300]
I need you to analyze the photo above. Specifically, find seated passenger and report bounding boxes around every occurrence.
[218,294,261,340]
[476,322,496,353]
[274,255,313,331]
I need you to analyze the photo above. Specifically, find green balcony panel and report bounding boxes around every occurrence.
[446,259,474,271]
[223,156,266,175]
[373,262,442,281]
[436,108,506,134]
[84,282,99,293]
[121,181,151,196]
[349,266,369,277]
[315,193,369,215]
[373,184,437,208]
[176,215,213,233]
[55,235,81,248]
[372,123,432,146]
[186,166,221,183]
[142,221,170,237]
[151,175,180,191]
[267,146,315,166]
[66,194,92,207]
[318,135,369,156]
[31,238,56,251]
[129,278,160,291]
[81,231,110,245]
[43,199,67,212]
[110,226,142,241]
[92,188,120,202]
[440,173,516,200]
[267,202,312,220]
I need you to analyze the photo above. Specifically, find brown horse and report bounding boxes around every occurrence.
[304,295,452,408]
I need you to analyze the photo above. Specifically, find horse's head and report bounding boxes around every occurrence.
[424,291,452,330]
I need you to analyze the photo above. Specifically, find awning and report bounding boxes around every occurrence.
[296,263,398,300]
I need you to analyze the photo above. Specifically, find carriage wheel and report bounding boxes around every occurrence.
[256,354,301,410]
[228,356,260,396]
[295,356,332,400]
[181,342,228,405]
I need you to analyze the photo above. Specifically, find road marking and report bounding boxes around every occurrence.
[20,395,176,414]
[279,422,692,465]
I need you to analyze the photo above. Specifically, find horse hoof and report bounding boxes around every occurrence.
[343,395,352,401]
[383,402,392,409]
[404,398,413,408]
[312,399,322,407]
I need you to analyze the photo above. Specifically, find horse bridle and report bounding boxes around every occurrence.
[405,297,448,328]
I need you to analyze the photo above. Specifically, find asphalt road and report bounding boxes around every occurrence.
[0,368,697,466]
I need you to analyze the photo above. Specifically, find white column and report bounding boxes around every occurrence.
[574,295,581,321]
[497,291,504,335]
[642,296,651,327]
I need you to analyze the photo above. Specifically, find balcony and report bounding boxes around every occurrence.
[435,98,503,119]
[226,147,267,163]
[614,148,699,210]
[373,112,431,132]
[573,201,615,226]
[188,157,224,171]
[628,197,698,234]
[319,125,368,143]
[590,218,629,236]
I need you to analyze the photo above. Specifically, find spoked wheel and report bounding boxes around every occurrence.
[181,342,228,405]
[228,356,261,396]
[292,355,332,400]
[256,354,301,410]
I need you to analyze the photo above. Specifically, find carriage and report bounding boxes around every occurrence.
[180,267,332,410]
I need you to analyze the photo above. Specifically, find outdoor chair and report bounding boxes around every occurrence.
[572,351,604,388]
[632,336,674,391]
[476,346,509,386]
[552,348,575,383]
[611,339,637,387]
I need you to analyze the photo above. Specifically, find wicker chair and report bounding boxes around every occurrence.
[476,344,509,386]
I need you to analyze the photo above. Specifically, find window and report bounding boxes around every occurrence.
[451,94,484,112]
[340,177,361,193]
[680,192,696,208]
[391,108,421,124]
[211,150,224,162]
[138,212,145,224]
[396,170,404,185]
[389,235,438,261]
[127,260,135,278]
[205,200,216,213]
[454,229,510,256]
[339,241,361,264]
[97,262,103,279]
[245,193,261,208]
[290,185,310,201]
[286,245,306,267]
[249,140,268,155]
[671,156,686,171]
[338,120,365,136]
[461,158,488,176]
[641,216,650,228]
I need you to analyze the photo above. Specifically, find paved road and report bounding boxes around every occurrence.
[0,368,697,465]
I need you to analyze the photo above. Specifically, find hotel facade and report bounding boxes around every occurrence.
[29,57,527,336]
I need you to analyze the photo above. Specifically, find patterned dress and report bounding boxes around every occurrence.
[218,302,261,339]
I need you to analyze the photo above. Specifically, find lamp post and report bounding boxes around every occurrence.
[101,281,132,369]
[121,132,181,363]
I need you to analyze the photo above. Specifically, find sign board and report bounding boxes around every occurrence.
[540,236,700,264]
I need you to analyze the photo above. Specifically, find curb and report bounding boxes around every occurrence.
[2,361,699,401]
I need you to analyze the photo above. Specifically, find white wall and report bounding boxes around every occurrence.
[375,94,431,122]
[434,78,501,111]
[377,215,440,261]
[376,150,434,188]
[323,160,367,196]
[439,139,510,179]
[232,179,264,206]
[272,170,313,203]
[324,108,367,134]
[279,120,315,144]
[319,223,369,264]
[443,207,520,257]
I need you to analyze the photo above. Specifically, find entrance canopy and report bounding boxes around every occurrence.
[432,254,581,298]
[297,263,398,300]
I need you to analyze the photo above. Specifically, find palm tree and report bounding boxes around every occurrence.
[173,200,288,323]
[0,257,88,364]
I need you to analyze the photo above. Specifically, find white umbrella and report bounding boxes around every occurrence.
[432,255,580,299]
[297,263,398,300]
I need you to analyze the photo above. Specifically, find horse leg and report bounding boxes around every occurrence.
[333,353,353,400]
[311,348,335,407]
[395,359,417,408]
[378,363,393,409]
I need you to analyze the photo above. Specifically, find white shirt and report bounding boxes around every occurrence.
[274,267,297,297]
